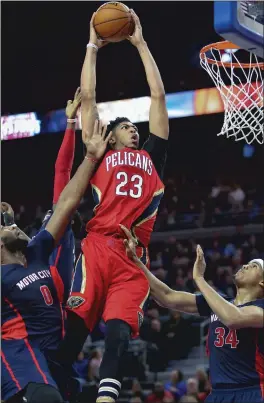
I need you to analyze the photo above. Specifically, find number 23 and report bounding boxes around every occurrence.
[116,172,143,199]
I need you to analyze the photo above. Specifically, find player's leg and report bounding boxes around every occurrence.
[63,236,110,362]
[6,383,63,403]
[96,319,131,403]
[205,387,264,403]
[97,246,149,403]
[2,340,61,403]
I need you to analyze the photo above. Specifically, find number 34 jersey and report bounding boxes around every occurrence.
[196,293,264,388]
[87,134,167,248]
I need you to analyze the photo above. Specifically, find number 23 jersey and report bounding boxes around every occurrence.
[87,134,167,247]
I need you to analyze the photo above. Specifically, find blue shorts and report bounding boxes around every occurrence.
[206,385,264,403]
[1,339,57,401]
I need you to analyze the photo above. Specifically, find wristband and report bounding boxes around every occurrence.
[87,43,98,51]
[85,155,98,164]
[3,212,15,226]
[67,118,77,123]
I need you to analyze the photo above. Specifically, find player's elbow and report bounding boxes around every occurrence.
[151,91,166,100]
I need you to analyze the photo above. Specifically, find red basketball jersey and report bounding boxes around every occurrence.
[87,138,166,248]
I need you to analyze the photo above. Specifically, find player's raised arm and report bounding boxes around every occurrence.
[120,225,198,314]
[128,10,169,140]
[53,88,81,207]
[81,13,108,145]
[46,121,112,245]
[193,246,264,329]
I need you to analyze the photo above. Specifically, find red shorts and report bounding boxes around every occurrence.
[68,232,150,337]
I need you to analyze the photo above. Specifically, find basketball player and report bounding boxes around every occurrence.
[67,9,169,403]
[40,87,82,308]
[1,120,111,403]
[121,225,264,403]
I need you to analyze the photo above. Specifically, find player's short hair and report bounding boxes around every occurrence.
[105,117,131,137]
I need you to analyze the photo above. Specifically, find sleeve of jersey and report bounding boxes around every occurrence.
[26,230,55,265]
[251,299,264,309]
[195,293,212,317]
[53,127,75,204]
[142,133,167,180]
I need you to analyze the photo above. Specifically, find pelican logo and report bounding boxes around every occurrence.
[67,296,85,309]
[137,311,144,328]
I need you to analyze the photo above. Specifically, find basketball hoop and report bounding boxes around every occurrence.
[200,40,264,144]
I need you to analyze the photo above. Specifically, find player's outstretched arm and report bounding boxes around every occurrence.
[128,10,169,140]
[193,246,264,329]
[46,121,112,245]
[81,13,108,145]
[53,88,81,207]
[120,225,198,314]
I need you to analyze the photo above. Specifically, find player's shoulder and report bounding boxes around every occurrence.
[241,298,264,309]
[28,229,54,248]
[26,229,55,263]
[196,292,231,317]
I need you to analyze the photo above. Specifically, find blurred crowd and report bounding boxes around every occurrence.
[13,177,263,240]
[155,177,263,231]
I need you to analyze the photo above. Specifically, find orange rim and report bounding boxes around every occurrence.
[200,40,264,69]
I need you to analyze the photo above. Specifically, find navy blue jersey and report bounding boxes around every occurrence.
[1,230,64,351]
[196,294,264,389]
[41,211,75,305]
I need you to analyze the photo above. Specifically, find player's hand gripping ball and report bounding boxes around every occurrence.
[93,2,135,42]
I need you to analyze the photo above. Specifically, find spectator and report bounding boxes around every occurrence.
[195,369,208,393]
[131,379,146,402]
[162,311,192,361]
[146,382,174,403]
[179,396,198,403]
[228,184,245,212]
[186,378,199,402]
[74,351,89,382]
[87,348,102,382]
[164,370,187,402]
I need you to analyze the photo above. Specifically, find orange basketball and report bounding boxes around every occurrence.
[94,2,135,43]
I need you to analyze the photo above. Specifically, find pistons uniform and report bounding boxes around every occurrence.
[69,133,167,337]
[196,294,264,403]
[41,210,75,306]
[1,230,64,401]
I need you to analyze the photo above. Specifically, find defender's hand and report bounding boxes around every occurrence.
[66,87,82,119]
[1,202,15,226]
[193,245,206,280]
[127,10,144,47]
[85,120,112,160]
[119,224,138,261]
[89,12,109,49]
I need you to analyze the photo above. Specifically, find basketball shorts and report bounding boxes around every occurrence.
[68,232,150,337]
[1,339,57,402]
[206,385,264,403]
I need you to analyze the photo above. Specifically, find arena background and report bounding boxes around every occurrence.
[2,2,264,403]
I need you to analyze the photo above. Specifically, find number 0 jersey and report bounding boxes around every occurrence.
[87,134,167,248]
[196,294,264,389]
[1,230,63,351]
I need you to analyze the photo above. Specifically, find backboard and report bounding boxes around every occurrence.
[214,1,264,58]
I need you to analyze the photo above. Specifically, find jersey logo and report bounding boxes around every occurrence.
[137,311,144,328]
[67,296,85,309]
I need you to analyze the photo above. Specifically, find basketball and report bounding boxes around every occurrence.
[94,2,135,43]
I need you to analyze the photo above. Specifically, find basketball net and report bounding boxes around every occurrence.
[200,41,264,144]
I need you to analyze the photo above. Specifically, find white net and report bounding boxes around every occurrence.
[200,42,264,144]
